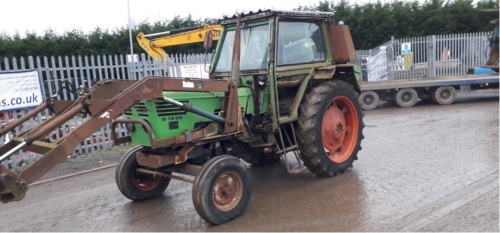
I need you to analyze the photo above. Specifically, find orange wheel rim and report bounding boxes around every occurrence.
[321,96,359,163]
[132,172,162,191]
[212,171,243,212]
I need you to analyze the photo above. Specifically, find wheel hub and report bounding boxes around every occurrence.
[441,90,450,99]
[402,92,412,102]
[363,95,374,105]
[132,172,162,191]
[322,102,346,153]
[213,172,243,211]
[321,97,359,163]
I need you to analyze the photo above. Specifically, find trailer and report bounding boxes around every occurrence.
[358,73,499,110]
[356,31,499,110]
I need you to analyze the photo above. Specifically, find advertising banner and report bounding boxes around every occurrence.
[0,70,44,112]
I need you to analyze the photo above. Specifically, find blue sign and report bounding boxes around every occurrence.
[401,42,412,55]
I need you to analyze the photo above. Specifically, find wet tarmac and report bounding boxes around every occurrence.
[0,91,498,231]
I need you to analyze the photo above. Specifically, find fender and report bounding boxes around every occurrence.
[313,64,362,92]
[279,64,361,124]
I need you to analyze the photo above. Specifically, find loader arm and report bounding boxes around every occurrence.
[137,24,222,65]
[0,77,239,203]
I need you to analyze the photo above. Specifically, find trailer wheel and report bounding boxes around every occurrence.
[359,91,380,110]
[394,88,418,108]
[431,86,456,105]
[192,155,251,225]
[297,80,364,177]
[115,146,170,201]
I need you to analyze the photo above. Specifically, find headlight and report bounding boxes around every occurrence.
[126,123,135,132]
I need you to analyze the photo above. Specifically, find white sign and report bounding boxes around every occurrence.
[126,54,139,63]
[0,70,44,111]
[180,64,209,79]
[401,42,412,55]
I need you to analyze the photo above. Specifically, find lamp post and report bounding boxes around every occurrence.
[127,0,133,55]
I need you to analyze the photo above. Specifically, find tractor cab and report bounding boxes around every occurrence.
[209,10,360,127]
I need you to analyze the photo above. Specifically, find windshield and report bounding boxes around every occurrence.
[214,24,269,72]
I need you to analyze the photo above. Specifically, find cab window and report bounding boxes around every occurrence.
[277,21,326,66]
[214,24,269,72]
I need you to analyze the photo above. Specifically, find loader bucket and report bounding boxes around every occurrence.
[0,165,27,203]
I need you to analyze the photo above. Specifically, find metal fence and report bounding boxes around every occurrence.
[354,31,492,82]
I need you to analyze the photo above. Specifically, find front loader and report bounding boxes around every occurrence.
[0,10,364,225]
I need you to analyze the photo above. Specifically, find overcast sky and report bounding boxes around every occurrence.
[0,0,377,36]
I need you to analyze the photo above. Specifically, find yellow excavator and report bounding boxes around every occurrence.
[137,24,222,65]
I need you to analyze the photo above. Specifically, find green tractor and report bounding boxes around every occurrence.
[0,10,364,225]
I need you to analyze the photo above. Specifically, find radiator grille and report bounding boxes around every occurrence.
[124,101,188,117]
[156,100,188,117]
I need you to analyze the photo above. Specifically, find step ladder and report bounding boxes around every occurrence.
[275,124,307,174]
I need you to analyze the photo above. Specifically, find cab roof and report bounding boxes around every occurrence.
[219,9,334,25]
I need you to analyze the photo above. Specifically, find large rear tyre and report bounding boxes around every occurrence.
[431,86,456,105]
[359,91,380,110]
[115,146,171,201]
[192,155,252,225]
[297,80,364,177]
[394,88,418,108]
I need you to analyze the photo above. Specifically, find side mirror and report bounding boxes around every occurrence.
[203,31,214,50]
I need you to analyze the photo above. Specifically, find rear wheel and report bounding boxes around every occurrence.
[431,86,456,105]
[192,155,251,225]
[394,88,418,108]
[115,146,170,201]
[359,91,380,110]
[297,80,364,177]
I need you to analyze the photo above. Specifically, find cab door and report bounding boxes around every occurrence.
[272,19,331,120]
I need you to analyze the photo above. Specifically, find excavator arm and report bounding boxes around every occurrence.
[137,24,222,65]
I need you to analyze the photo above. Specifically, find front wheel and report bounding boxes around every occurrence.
[192,155,252,225]
[297,80,364,177]
[115,146,171,201]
